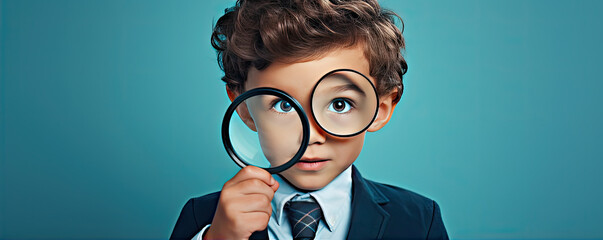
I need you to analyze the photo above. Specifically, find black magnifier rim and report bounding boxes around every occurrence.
[310,69,380,138]
[222,87,310,174]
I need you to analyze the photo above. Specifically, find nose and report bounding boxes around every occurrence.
[307,115,327,145]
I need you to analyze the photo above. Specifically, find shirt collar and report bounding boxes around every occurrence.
[272,165,353,231]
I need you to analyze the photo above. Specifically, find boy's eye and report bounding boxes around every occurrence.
[273,99,294,113]
[328,98,352,113]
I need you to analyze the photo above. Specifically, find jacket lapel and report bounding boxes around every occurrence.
[346,165,390,240]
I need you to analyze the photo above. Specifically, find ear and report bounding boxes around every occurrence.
[367,90,398,132]
[227,86,257,132]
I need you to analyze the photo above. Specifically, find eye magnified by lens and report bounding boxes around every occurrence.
[311,69,379,137]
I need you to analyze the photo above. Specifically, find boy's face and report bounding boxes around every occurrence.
[234,45,396,191]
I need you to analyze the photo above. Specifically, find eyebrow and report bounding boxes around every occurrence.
[330,83,366,96]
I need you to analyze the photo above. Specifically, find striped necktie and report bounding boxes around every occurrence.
[284,199,323,240]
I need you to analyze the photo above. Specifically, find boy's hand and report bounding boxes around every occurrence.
[204,166,279,240]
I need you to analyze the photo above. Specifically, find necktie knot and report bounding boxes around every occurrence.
[284,199,323,240]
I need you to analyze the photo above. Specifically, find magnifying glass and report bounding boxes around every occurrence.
[221,69,378,173]
[221,88,310,174]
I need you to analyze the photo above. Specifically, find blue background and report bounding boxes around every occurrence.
[1,0,602,239]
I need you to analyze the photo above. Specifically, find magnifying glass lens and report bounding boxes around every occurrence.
[311,70,378,137]
[227,93,305,170]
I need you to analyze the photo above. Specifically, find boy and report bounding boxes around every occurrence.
[171,0,448,239]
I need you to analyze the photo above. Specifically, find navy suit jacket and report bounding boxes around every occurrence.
[170,166,449,239]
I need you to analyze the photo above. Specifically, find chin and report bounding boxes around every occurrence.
[280,172,333,191]
[293,181,327,191]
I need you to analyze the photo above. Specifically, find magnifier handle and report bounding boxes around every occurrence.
[206,166,278,240]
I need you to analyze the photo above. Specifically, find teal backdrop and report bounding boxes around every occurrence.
[1,0,602,239]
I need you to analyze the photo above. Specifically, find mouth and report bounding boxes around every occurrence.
[295,158,329,171]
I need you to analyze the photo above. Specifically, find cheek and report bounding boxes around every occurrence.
[331,133,365,166]
[256,119,303,166]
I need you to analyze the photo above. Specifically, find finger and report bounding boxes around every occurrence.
[271,179,279,192]
[225,166,277,189]
[232,178,277,200]
[231,194,273,215]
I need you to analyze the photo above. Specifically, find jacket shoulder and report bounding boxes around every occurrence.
[366,179,435,210]
[363,179,449,239]
[192,191,221,223]
[170,192,221,240]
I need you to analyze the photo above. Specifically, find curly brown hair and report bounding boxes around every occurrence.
[211,0,407,103]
